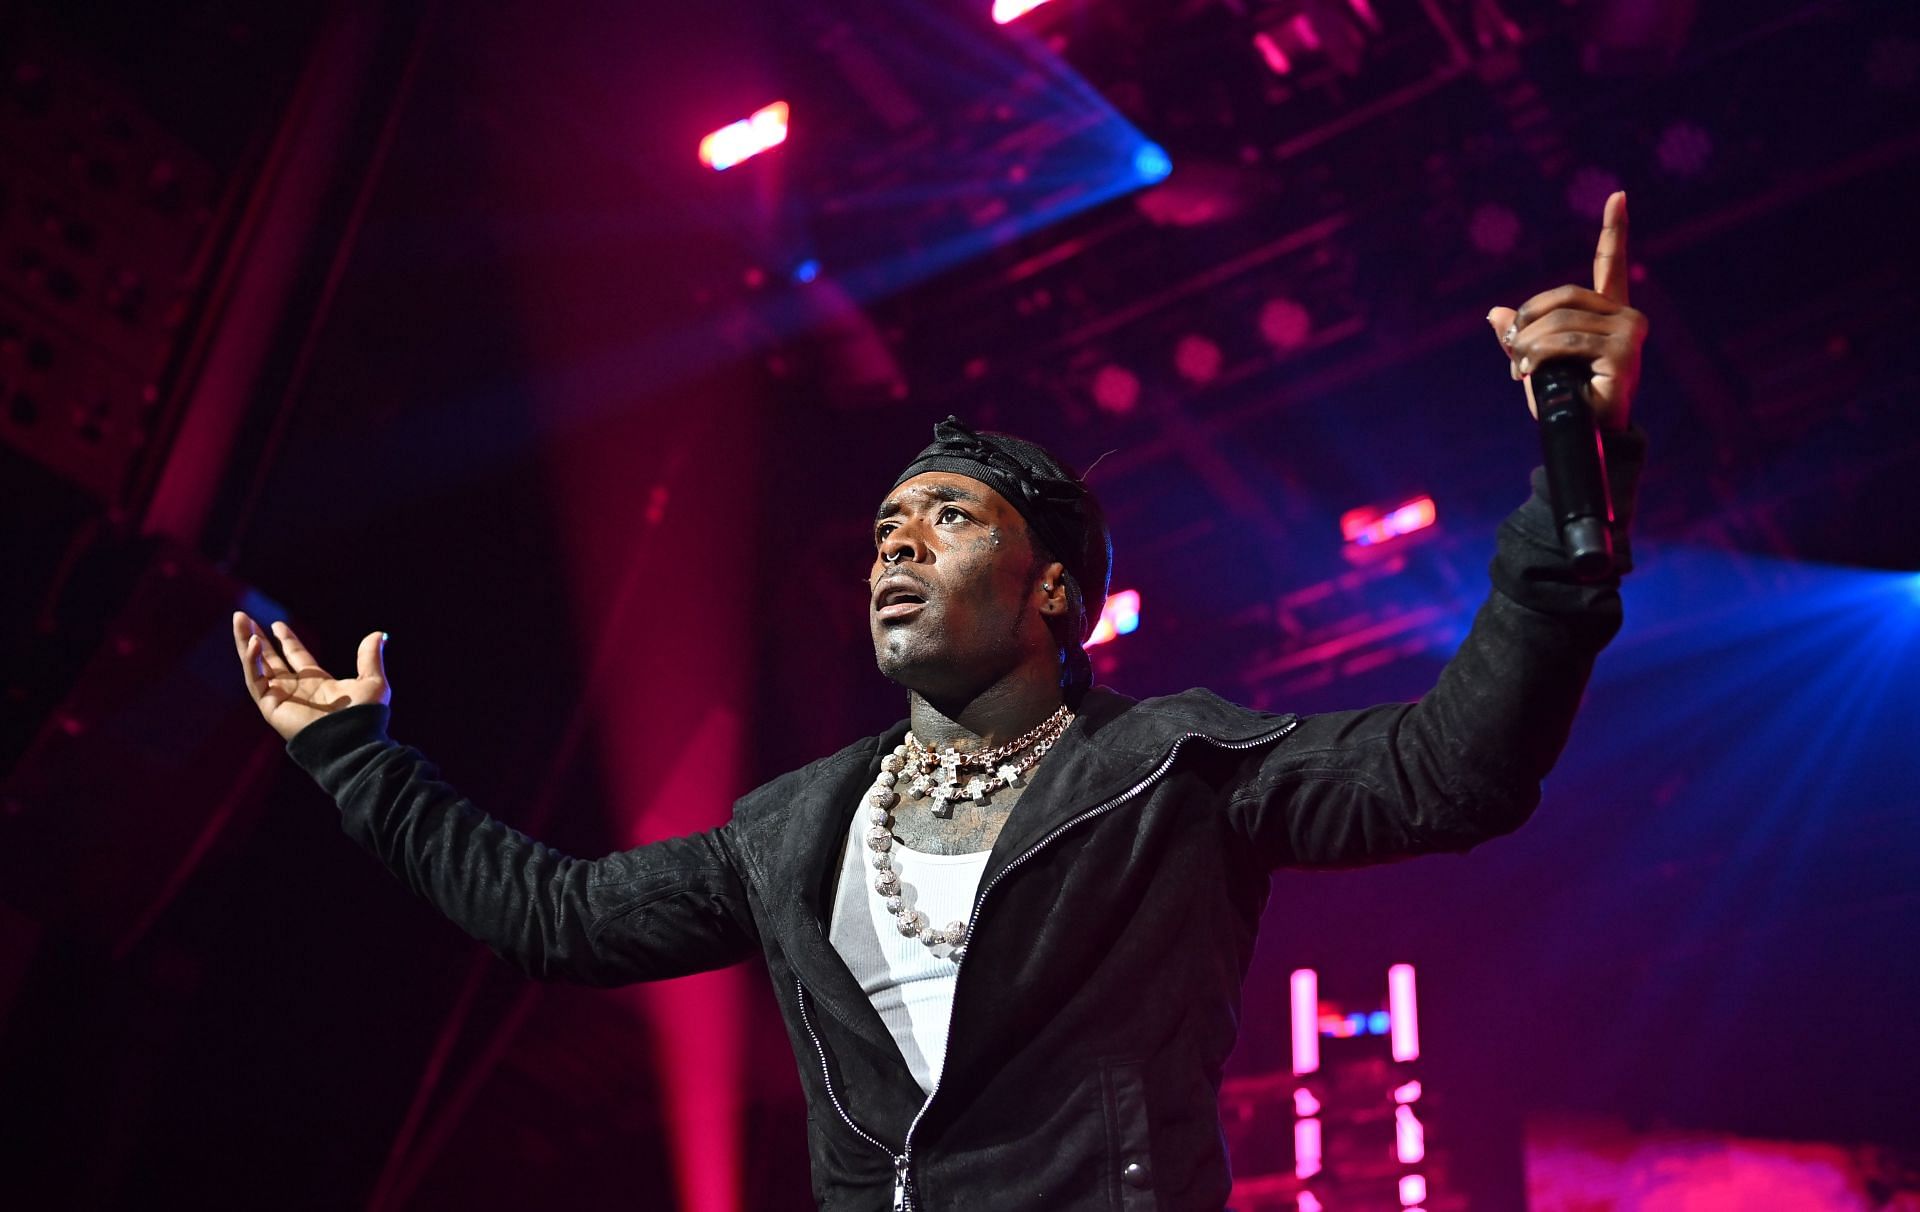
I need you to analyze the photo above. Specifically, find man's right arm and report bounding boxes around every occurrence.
[288,703,759,985]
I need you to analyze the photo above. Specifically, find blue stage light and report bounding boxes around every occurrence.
[1134,142,1172,183]
[1368,1010,1391,1036]
[793,259,821,284]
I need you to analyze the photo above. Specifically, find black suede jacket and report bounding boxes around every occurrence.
[288,431,1644,1211]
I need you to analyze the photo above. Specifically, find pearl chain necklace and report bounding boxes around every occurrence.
[860,705,1075,957]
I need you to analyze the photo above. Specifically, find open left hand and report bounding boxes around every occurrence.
[1486,190,1647,431]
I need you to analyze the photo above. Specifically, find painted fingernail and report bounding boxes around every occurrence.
[1519,356,1532,376]
[381,632,390,642]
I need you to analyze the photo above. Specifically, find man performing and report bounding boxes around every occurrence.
[232,193,1647,1209]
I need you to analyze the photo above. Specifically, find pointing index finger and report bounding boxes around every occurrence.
[1593,190,1630,305]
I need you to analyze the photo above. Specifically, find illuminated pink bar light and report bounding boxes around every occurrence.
[1298,1194,1324,1212]
[1400,1173,1428,1206]
[1388,963,1419,1062]
[1291,969,1320,1075]
[992,0,1056,22]
[1393,1079,1422,1104]
[1342,495,1437,548]
[1294,1117,1322,1179]
[698,101,790,171]
[1395,1105,1426,1164]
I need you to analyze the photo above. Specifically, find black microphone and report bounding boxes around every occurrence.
[1531,358,1615,581]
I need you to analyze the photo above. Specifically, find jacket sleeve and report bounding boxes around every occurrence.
[286,704,759,985]
[1225,426,1648,868]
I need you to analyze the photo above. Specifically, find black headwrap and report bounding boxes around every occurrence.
[891,416,1111,701]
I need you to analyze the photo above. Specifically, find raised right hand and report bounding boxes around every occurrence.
[233,611,390,743]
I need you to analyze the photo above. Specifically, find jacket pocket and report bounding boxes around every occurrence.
[1101,1058,1157,1211]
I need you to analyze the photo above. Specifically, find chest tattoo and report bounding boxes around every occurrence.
[890,785,1028,855]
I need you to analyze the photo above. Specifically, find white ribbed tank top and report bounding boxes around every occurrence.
[827,800,990,1095]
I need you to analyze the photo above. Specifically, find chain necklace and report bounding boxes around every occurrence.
[859,704,1075,957]
[900,702,1074,818]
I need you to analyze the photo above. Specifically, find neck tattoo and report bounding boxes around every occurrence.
[859,704,1074,960]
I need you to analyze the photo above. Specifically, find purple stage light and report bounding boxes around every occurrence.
[1086,589,1141,648]
[699,101,789,171]
[1396,1105,1426,1164]
[1468,202,1521,256]
[1258,297,1312,352]
[1291,968,1320,1075]
[1399,1173,1428,1206]
[1294,1116,1323,1179]
[1174,334,1223,384]
[992,0,1056,24]
[1091,363,1140,415]
[1342,495,1436,548]
[1656,121,1713,178]
[1389,963,1419,1062]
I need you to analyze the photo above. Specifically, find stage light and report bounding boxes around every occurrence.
[1253,32,1293,75]
[1134,142,1173,183]
[992,0,1056,23]
[1342,495,1437,548]
[1393,1079,1422,1104]
[793,258,821,283]
[1091,363,1140,415]
[1468,203,1521,256]
[1085,589,1141,648]
[1368,1010,1391,1035]
[1290,969,1320,1075]
[1565,165,1621,216]
[698,101,790,171]
[1400,1174,1428,1206]
[1294,1117,1323,1179]
[1299,1195,1324,1212]
[1396,1105,1426,1163]
[1389,963,1419,1062]
[1656,121,1713,178]
[1259,298,1312,351]
[1174,334,1222,384]
[1293,1088,1321,1116]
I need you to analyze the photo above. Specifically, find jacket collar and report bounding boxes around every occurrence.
[983,686,1297,871]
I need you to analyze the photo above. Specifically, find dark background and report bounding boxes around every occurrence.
[2,0,1916,1208]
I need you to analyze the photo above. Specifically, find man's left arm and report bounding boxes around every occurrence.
[1224,191,1649,868]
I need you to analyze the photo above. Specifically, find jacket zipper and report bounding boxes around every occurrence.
[798,718,1301,1210]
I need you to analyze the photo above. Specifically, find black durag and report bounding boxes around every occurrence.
[891,416,1111,702]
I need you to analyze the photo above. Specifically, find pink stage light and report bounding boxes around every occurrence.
[1085,589,1141,648]
[1396,1105,1426,1163]
[1294,1117,1323,1179]
[992,0,1056,23]
[1291,969,1320,1075]
[1253,32,1293,74]
[1393,1079,1422,1104]
[1298,1195,1324,1212]
[698,101,790,171]
[1293,1087,1321,1116]
[1341,496,1437,548]
[1400,1173,1428,1206]
[1389,963,1419,1061]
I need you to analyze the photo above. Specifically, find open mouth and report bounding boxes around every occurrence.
[874,583,929,620]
